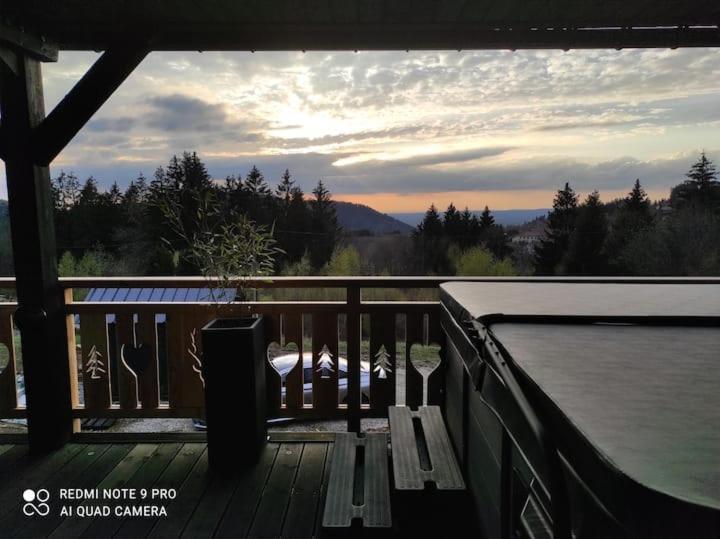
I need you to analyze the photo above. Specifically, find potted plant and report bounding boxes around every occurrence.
[157,188,281,469]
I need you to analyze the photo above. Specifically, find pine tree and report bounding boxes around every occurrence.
[671,152,720,209]
[459,207,479,249]
[534,182,578,275]
[276,169,294,211]
[244,165,270,197]
[309,180,339,269]
[107,182,123,205]
[686,151,718,190]
[562,191,608,275]
[479,206,495,229]
[627,179,649,212]
[412,204,447,273]
[416,205,443,236]
[284,187,310,263]
[605,179,653,273]
[443,203,463,240]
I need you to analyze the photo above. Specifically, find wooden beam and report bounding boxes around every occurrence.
[32,47,148,166]
[3,1,720,50]
[0,21,58,62]
[0,124,7,162]
[0,53,73,452]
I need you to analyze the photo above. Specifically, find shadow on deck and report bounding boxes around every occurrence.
[0,438,332,538]
[0,434,480,538]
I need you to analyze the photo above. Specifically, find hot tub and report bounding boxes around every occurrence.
[440,282,720,539]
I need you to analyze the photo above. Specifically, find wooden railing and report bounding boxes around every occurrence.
[1,276,453,430]
[2,276,718,431]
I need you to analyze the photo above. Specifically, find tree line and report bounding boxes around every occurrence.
[535,152,720,275]
[51,152,340,276]
[1,150,718,279]
[412,202,514,275]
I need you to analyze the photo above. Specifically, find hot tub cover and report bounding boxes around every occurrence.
[440,281,720,534]
[440,282,720,324]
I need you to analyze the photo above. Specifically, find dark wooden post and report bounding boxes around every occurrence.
[0,51,74,451]
[346,285,361,433]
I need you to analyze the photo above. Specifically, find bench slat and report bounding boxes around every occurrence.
[389,405,465,490]
[322,433,392,529]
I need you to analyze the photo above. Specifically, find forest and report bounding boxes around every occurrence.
[0,151,718,279]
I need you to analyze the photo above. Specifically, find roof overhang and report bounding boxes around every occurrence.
[3,0,720,54]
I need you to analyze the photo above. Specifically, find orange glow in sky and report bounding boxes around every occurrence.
[334,188,669,213]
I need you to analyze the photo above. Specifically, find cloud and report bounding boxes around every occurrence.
[8,47,715,210]
[338,146,514,168]
[86,117,136,132]
[144,94,230,132]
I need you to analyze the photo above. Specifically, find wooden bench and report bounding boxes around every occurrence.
[322,433,392,532]
[388,405,465,490]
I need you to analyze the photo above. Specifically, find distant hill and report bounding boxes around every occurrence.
[335,201,413,235]
[390,208,550,228]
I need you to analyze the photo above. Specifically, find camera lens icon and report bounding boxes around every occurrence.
[22,489,50,516]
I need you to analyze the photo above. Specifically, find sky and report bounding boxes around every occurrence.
[1,48,719,212]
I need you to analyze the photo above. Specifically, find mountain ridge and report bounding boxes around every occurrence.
[334,201,413,234]
[390,208,550,227]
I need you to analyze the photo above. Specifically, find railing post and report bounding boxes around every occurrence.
[64,287,81,433]
[1,51,74,451]
[346,285,361,433]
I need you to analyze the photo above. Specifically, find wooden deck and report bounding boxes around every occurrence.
[0,439,333,538]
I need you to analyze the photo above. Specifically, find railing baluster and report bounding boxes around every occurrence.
[0,308,18,412]
[65,288,81,431]
[284,312,304,411]
[264,312,282,416]
[369,311,396,415]
[405,312,425,409]
[312,311,340,417]
[136,312,159,409]
[115,312,138,409]
[426,308,444,406]
[165,310,185,409]
[79,312,111,411]
[346,285,361,432]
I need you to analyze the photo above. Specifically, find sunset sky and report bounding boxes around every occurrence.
[1,48,719,212]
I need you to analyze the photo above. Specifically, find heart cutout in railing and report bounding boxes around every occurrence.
[267,341,301,377]
[409,342,442,377]
[121,342,152,378]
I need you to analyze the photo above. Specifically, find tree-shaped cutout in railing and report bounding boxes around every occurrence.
[85,345,106,380]
[317,344,335,379]
[373,344,392,380]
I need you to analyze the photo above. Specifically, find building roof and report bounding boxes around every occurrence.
[4,0,720,51]
[84,287,237,302]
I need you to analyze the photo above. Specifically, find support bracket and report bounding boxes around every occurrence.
[31,47,149,165]
[0,21,58,62]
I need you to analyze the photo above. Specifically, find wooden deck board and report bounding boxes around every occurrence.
[282,443,328,539]
[147,447,211,538]
[15,444,135,539]
[81,443,183,538]
[248,443,303,538]
[0,439,409,538]
[115,443,206,539]
[214,443,279,538]
[1,445,113,534]
[49,443,159,538]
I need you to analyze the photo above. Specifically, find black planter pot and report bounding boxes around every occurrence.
[201,315,266,470]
